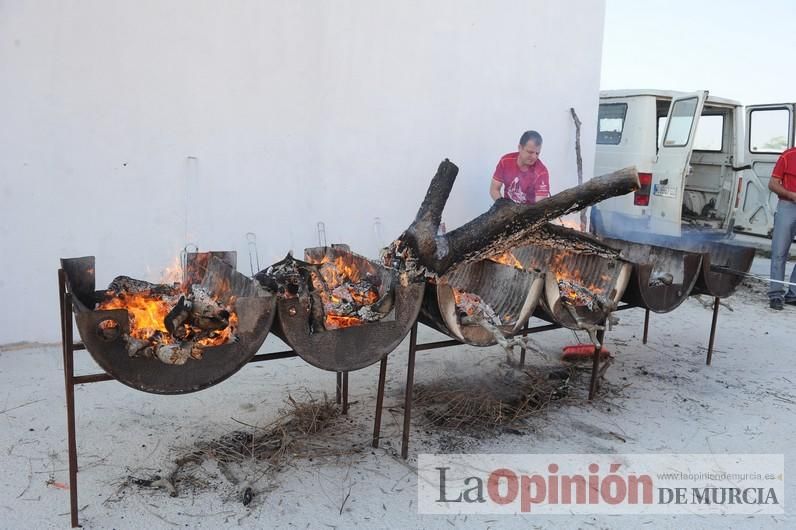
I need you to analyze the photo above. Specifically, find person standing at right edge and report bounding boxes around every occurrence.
[768,146,796,310]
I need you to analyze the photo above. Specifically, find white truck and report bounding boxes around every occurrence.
[590,89,794,239]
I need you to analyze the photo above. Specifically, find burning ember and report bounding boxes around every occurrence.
[488,251,524,270]
[96,274,238,365]
[549,254,611,310]
[308,254,384,330]
[255,249,393,332]
[451,287,502,326]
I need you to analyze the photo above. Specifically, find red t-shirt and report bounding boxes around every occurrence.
[492,152,550,204]
[772,147,796,194]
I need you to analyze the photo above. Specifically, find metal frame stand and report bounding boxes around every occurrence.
[58,269,350,528]
[373,314,621,460]
[639,297,722,365]
[642,309,650,345]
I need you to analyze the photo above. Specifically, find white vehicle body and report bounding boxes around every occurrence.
[590,89,791,239]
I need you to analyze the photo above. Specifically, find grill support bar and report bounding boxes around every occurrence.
[58,268,350,528]
[706,297,720,366]
[388,314,625,460]
[638,297,722,365]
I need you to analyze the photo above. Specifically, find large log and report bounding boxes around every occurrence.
[392,160,639,277]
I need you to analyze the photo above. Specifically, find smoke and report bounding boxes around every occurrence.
[590,206,733,252]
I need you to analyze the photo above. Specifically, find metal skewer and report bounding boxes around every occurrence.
[710,265,796,288]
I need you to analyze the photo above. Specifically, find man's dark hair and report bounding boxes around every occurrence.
[519,130,543,147]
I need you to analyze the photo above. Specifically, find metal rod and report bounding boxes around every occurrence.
[336,372,342,405]
[401,322,418,460]
[706,297,720,366]
[372,357,388,448]
[710,265,796,288]
[342,372,349,415]
[588,325,606,401]
[415,339,461,351]
[522,323,561,334]
[642,309,650,345]
[73,373,114,385]
[250,351,298,362]
[519,319,528,367]
[60,283,80,528]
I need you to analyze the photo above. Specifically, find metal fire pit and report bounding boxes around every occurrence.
[419,260,545,346]
[590,228,756,300]
[273,246,424,372]
[513,245,633,330]
[601,237,703,313]
[60,252,276,394]
[688,242,756,298]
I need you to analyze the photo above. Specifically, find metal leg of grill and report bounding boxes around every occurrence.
[401,322,419,460]
[341,372,349,415]
[520,321,530,368]
[642,309,650,345]
[336,372,343,404]
[372,357,388,448]
[706,297,720,366]
[588,325,606,401]
[59,271,80,528]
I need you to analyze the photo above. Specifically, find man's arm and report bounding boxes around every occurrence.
[490,178,503,201]
[769,177,796,202]
[534,166,551,203]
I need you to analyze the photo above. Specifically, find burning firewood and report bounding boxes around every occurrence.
[96,274,238,365]
[450,286,528,353]
[255,250,395,332]
[385,160,639,278]
[556,279,613,312]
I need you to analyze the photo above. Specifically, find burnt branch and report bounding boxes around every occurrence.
[392,164,638,276]
[570,107,587,232]
[392,159,459,269]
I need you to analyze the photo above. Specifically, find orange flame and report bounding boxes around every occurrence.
[549,253,607,303]
[196,311,238,346]
[160,255,184,286]
[306,254,380,330]
[553,217,583,231]
[489,251,524,269]
[324,314,366,330]
[98,291,176,342]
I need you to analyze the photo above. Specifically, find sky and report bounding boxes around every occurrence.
[601,0,795,104]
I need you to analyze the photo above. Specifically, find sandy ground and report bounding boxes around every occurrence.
[0,257,794,529]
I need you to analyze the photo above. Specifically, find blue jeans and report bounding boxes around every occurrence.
[769,199,796,301]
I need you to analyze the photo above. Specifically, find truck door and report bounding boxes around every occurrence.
[734,104,795,237]
[649,91,708,236]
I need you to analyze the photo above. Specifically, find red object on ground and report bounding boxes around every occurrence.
[561,343,611,361]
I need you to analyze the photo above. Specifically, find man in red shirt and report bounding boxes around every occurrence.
[767,146,796,310]
[490,130,550,204]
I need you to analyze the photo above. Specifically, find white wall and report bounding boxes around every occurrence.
[0,0,606,344]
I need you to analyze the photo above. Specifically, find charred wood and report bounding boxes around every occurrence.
[389,161,638,277]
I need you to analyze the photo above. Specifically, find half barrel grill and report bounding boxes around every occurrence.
[690,241,756,298]
[601,237,703,313]
[419,259,545,346]
[60,252,276,394]
[634,237,755,364]
[267,245,425,372]
[513,245,633,330]
[590,227,756,363]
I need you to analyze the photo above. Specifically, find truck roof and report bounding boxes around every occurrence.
[600,89,741,107]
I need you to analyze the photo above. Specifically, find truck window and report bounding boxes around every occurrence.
[658,113,724,152]
[662,97,697,147]
[749,108,790,153]
[693,114,724,151]
[596,103,627,145]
